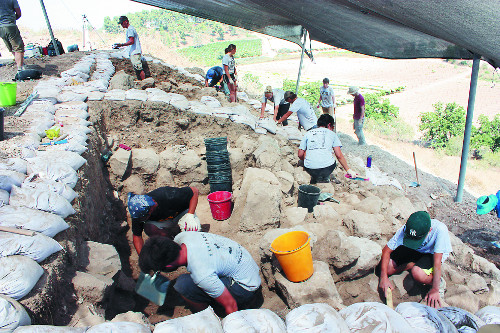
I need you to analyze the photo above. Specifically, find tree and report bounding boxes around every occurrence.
[471,114,500,152]
[419,102,466,148]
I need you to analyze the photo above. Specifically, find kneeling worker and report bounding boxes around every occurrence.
[139,233,261,315]
[205,66,224,89]
[377,211,452,308]
[127,186,201,254]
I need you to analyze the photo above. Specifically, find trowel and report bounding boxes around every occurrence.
[409,152,421,187]
[135,272,170,306]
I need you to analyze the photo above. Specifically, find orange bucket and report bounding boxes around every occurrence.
[270,231,313,282]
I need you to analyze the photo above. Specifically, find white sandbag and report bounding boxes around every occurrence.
[21,111,54,123]
[34,150,86,170]
[0,190,8,207]
[339,302,413,333]
[9,186,76,218]
[154,307,222,333]
[28,123,52,138]
[55,116,91,127]
[57,91,87,103]
[257,118,277,134]
[476,306,500,325]
[200,96,222,108]
[61,69,90,80]
[0,158,27,174]
[0,170,27,192]
[438,307,486,332]
[26,103,56,115]
[0,206,68,237]
[104,90,126,101]
[87,91,105,101]
[229,114,256,130]
[254,127,267,134]
[14,326,86,332]
[222,309,285,333]
[55,109,89,120]
[61,125,91,136]
[42,141,88,155]
[0,231,63,262]
[87,322,150,333]
[66,134,88,146]
[125,89,148,102]
[55,101,88,111]
[84,79,108,92]
[22,175,78,202]
[26,159,79,188]
[0,294,31,331]
[286,303,350,333]
[0,255,43,300]
[35,87,61,99]
[61,85,96,95]
[395,302,457,333]
[237,91,249,102]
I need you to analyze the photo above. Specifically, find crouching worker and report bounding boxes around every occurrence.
[377,211,452,308]
[139,233,261,316]
[128,186,201,254]
[298,114,357,184]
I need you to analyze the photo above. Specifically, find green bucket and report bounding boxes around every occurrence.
[0,83,16,107]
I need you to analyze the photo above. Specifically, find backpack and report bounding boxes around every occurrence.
[46,39,65,56]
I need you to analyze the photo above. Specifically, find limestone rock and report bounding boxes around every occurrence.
[282,207,308,226]
[337,236,382,280]
[110,70,133,90]
[135,77,155,89]
[182,161,208,184]
[281,159,295,174]
[109,148,131,179]
[159,145,184,170]
[275,261,344,310]
[313,230,360,270]
[156,167,175,187]
[315,182,336,195]
[387,196,415,220]
[313,204,342,228]
[275,171,294,195]
[446,284,480,313]
[343,210,385,240]
[70,305,106,327]
[131,148,160,174]
[228,148,245,174]
[253,136,280,159]
[175,118,189,129]
[72,271,114,304]
[294,167,310,185]
[467,273,489,294]
[256,151,282,172]
[123,174,144,194]
[82,241,122,278]
[236,135,257,155]
[176,150,201,173]
[355,196,384,214]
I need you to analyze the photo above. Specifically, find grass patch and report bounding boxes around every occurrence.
[364,118,415,142]
[176,39,262,67]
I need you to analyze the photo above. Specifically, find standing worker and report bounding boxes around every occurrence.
[127,186,201,254]
[317,78,335,116]
[113,16,146,80]
[277,91,318,131]
[222,44,238,102]
[348,86,366,145]
[0,0,25,74]
[259,85,289,125]
[205,66,224,90]
[298,114,357,184]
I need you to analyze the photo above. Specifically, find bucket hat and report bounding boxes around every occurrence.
[403,211,431,250]
[347,86,359,94]
[477,194,498,215]
[264,86,273,94]
[127,193,157,219]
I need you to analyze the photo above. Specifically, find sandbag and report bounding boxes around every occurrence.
[0,231,63,262]
[0,294,31,331]
[154,307,222,333]
[41,140,88,155]
[0,206,68,237]
[55,101,88,111]
[438,307,486,332]
[61,124,91,135]
[0,170,27,192]
[200,96,221,108]
[33,150,86,171]
[55,116,92,127]
[23,175,77,202]
[56,91,87,103]
[339,302,413,333]
[395,302,458,333]
[54,109,89,120]
[476,306,500,325]
[26,103,56,115]
[286,303,350,333]
[87,322,150,332]
[0,158,27,174]
[26,160,79,188]
[222,309,285,333]
[257,118,277,134]
[0,190,8,207]
[13,326,86,332]
[0,255,43,300]
[9,186,76,218]
[125,89,148,102]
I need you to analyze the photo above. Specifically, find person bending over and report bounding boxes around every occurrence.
[259,85,289,124]
[139,233,261,316]
[298,114,357,183]
[127,186,200,254]
[377,211,452,308]
[277,91,318,131]
[205,66,224,89]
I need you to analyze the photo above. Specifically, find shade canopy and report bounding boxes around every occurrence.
[131,0,499,68]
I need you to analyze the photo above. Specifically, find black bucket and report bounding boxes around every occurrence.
[298,184,321,213]
[205,137,228,152]
[208,170,232,183]
[207,162,231,173]
[206,151,230,165]
[209,181,232,193]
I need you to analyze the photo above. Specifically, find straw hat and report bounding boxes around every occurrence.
[347,86,359,94]
[264,86,273,94]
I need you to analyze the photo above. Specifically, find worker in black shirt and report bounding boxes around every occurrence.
[127,186,200,254]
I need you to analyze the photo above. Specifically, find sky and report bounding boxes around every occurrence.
[17,0,154,31]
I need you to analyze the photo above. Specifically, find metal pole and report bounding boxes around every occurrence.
[82,15,85,51]
[455,54,480,202]
[39,0,60,56]
[295,28,307,93]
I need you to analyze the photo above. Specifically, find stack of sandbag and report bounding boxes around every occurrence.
[154,307,222,333]
[222,309,286,333]
[286,303,350,332]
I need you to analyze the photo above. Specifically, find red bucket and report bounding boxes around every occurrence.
[207,191,233,220]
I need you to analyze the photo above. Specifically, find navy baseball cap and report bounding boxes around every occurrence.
[403,211,431,249]
[127,193,156,219]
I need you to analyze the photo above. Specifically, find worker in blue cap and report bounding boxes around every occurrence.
[376,211,452,308]
[128,186,200,254]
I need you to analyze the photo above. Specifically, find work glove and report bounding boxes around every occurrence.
[178,213,201,232]
[347,169,358,178]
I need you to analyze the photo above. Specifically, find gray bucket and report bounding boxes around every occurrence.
[298,184,321,212]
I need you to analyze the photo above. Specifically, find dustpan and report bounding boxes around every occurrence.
[135,272,170,306]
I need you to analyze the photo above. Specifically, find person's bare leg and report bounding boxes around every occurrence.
[180,294,209,313]
[411,266,433,285]
[387,259,415,276]
[14,52,24,70]
[140,70,146,80]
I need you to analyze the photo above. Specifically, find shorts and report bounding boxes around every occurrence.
[130,53,143,71]
[0,25,24,53]
[305,162,337,184]
[277,103,290,126]
[375,246,434,275]
[223,73,235,84]
[174,274,258,305]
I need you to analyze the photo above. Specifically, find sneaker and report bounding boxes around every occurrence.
[439,277,446,300]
